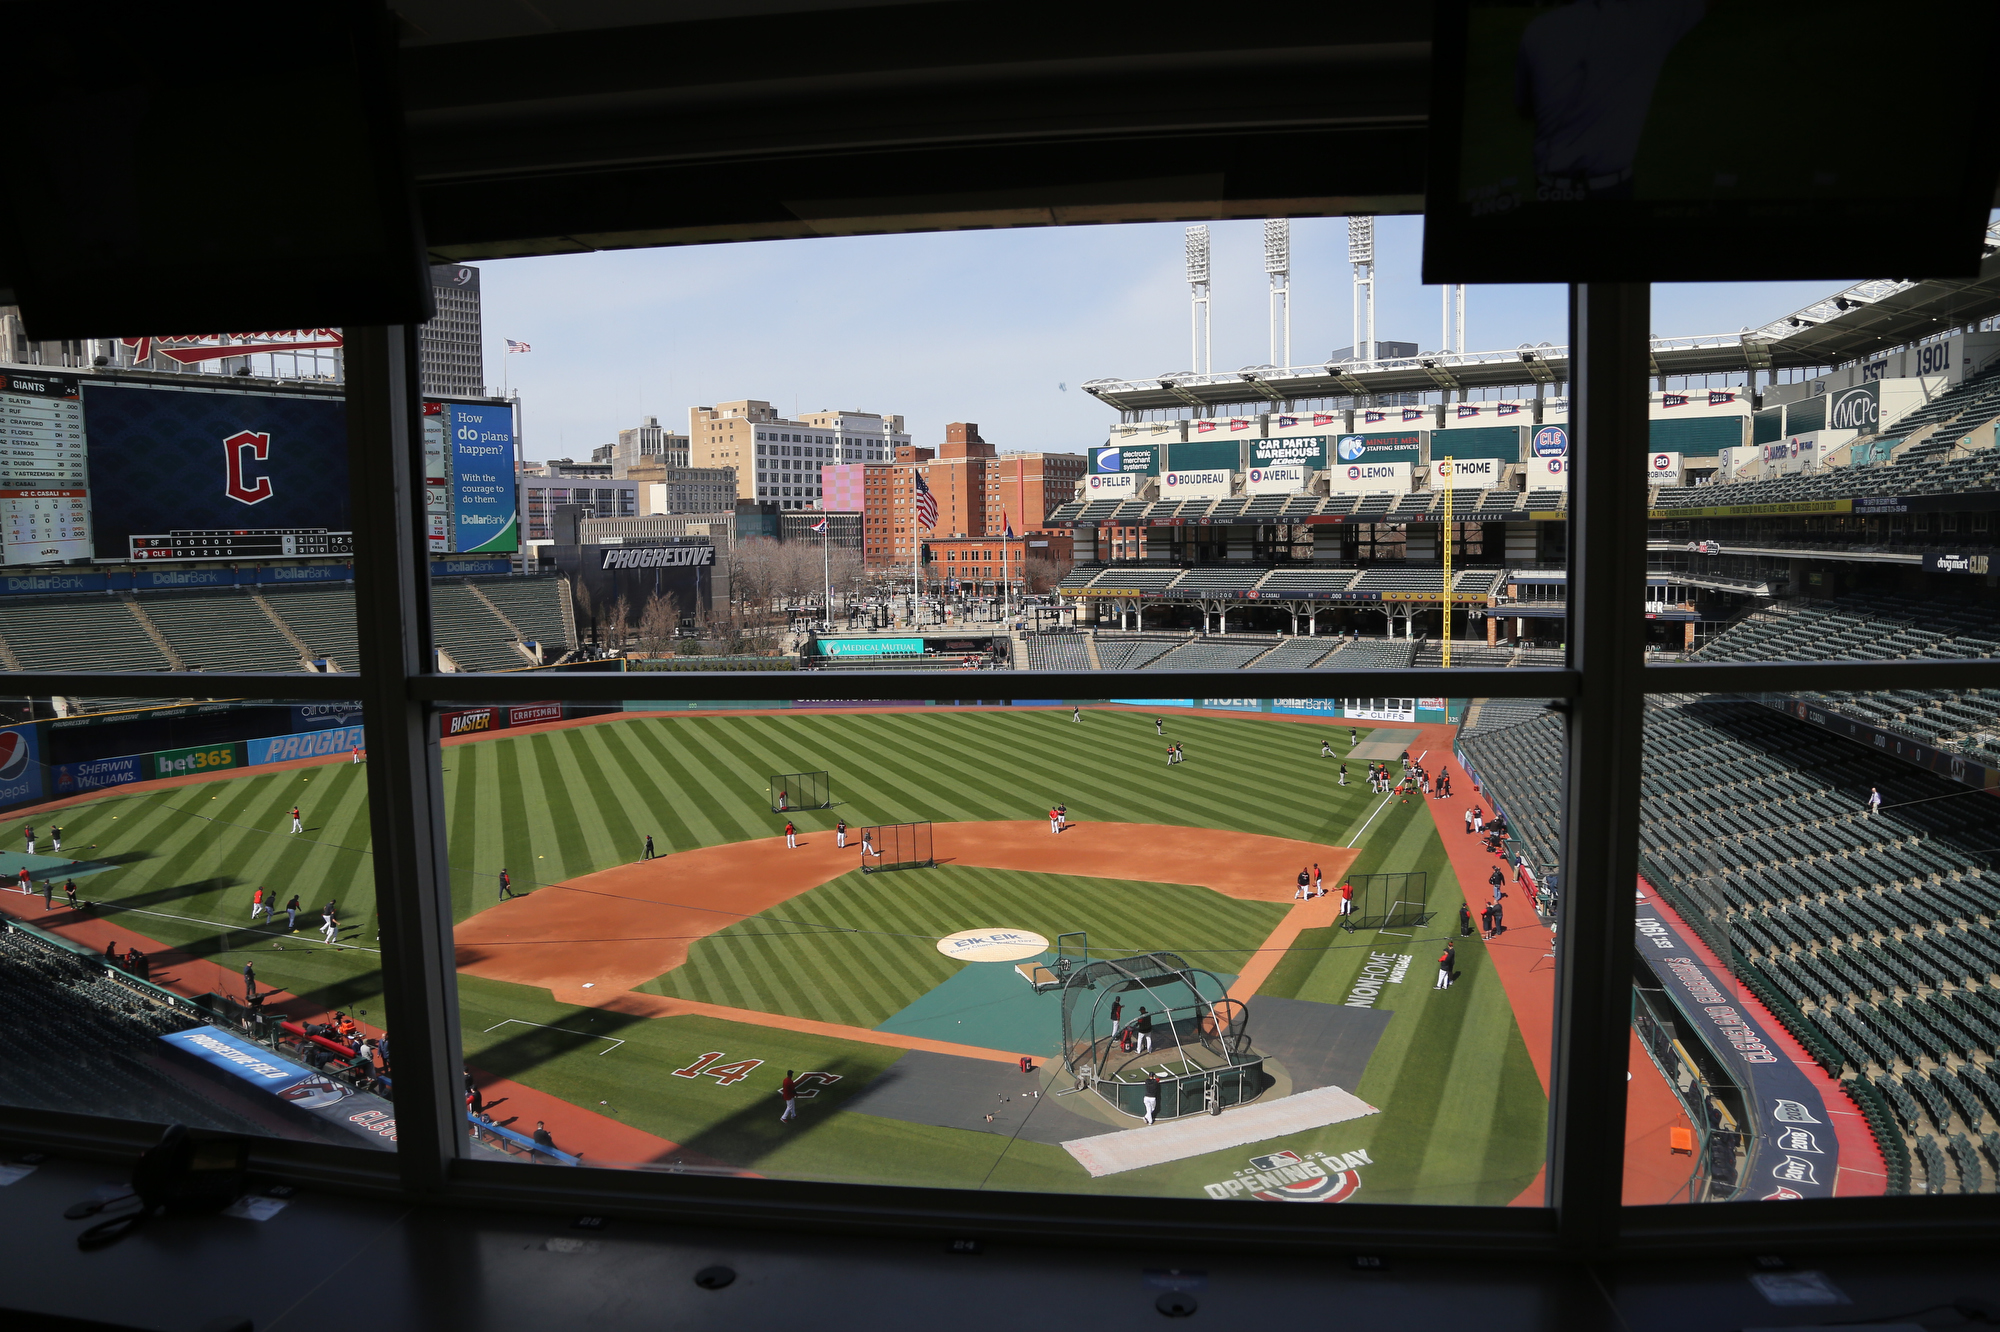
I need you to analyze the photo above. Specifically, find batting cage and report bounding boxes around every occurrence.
[1336,871,1432,933]
[770,771,831,812]
[1058,951,1266,1121]
[859,821,933,873]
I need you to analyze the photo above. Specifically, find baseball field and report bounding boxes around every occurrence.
[3,703,1549,1206]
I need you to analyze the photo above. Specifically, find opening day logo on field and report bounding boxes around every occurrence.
[1203,1148,1371,1201]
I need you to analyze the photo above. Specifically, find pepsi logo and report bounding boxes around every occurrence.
[0,730,29,783]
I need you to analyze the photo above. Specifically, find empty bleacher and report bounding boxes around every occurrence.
[1142,637,1276,671]
[1025,633,1090,671]
[262,586,362,667]
[1092,634,1185,671]
[1256,567,1361,596]
[0,596,168,674]
[475,577,571,654]
[1245,637,1339,670]
[141,590,303,672]
[0,923,267,1135]
[1320,637,1416,669]
[430,583,526,671]
[1462,692,2000,1193]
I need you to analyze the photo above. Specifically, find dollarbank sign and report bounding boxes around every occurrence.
[1202,1148,1370,1202]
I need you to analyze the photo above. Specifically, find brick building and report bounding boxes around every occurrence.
[845,422,1086,569]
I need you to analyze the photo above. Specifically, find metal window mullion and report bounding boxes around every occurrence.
[1550,284,1651,1248]
[345,325,464,1194]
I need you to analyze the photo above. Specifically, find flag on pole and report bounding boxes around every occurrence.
[1004,518,1015,540]
[914,472,938,530]
[810,518,828,534]
[505,339,532,353]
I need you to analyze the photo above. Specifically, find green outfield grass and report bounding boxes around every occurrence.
[25,706,1544,1204]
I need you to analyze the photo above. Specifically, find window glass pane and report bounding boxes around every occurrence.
[1629,691,2000,1202]
[438,230,1566,672]
[444,697,1553,1204]
[1644,282,2000,661]
[0,695,394,1152]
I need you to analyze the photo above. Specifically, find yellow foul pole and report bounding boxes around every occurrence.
[1441,456,1453,669]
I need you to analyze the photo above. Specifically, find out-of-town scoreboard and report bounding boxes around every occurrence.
[0,371,92,565]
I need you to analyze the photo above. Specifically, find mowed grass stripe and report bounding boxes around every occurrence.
[651,866,1285,1025]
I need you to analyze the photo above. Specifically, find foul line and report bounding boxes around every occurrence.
[483,1017,623,1054]
[65,901,381,955]
[1346,791,1396,848]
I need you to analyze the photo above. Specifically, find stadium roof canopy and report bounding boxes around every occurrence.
[1083,225,2000,416]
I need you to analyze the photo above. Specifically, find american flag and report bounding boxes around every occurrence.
[914,472,937,530]
[505,339,532,353]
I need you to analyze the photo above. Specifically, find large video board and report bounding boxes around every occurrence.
[0,373,521,567]
[82,381,350,561]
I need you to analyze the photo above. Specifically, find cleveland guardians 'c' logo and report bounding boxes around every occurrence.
[224,429,274,505]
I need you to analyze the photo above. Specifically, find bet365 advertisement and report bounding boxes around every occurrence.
[80,382,350,560]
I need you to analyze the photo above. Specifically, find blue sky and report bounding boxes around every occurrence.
[478,215,1857,462]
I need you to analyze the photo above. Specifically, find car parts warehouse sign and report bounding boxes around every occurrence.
[1250,435,1327,469]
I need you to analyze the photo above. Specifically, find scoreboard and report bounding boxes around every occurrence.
[0,371,92,564]
[129,530,354,560]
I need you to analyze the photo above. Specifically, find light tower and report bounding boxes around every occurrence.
[1441,283,1466,354]
[1185,225,1212,374]
[1348,216,1376,363]
[1263,218,1292,368]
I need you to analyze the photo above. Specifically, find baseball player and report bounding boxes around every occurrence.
[1321,739,1335,758]
[861,829,875,861]
[290,805,303,834]
[498,868,513,900]
[250,886,269,921]
[777,788,789,811]
[835,819,848,849]
[1435,942,1455,990]
[23,825,34,855]
[780,1070,799,1123]
[1154,717,1163,736]
[1339,879,1353,917]
[1312,863,1323,898]
[1057,803,1067,831]
[1295,868,1310,901]
[1049,806,1060,834]
[16,866,30,895]
[1339,763,1348,787]
[642,834,655,860]
[320,905,340,945]
[1073,705,1082,723]
[785,821,797,849]
[351,745,363,765]
[50,826,60,854]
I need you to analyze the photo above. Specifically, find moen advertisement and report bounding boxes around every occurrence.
[81,381,350,561]
[449,403,519,553]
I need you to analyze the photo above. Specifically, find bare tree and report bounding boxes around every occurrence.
[1025,553,1074,594]
[608,593,633,650]
[636,591,680,655]
[572,578,598,650]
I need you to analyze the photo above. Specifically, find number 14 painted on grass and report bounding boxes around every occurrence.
[672,1051,763,1087]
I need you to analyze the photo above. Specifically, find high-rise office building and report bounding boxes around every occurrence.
[419,264,486,398]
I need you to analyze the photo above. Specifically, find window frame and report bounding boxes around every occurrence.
[4,296,1999,1254]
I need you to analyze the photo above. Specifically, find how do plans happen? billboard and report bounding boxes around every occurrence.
[424,401,520,554]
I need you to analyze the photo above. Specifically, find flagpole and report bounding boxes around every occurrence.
[822,516,831,627]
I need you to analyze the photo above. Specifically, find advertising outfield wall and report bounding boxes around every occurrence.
[1,701,572,811]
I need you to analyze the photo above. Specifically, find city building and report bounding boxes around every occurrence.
[592,416,693,477]
[419,264,486,398]
[580,510,736,555]
[781,510,863,553]
[520,475,639,542]
[643,468,737,515]
[691,399,909,510]
[924,531,1075,594]
[855,423,1085,567]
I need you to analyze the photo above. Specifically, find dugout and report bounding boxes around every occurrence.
[1059,951,1264,1121]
